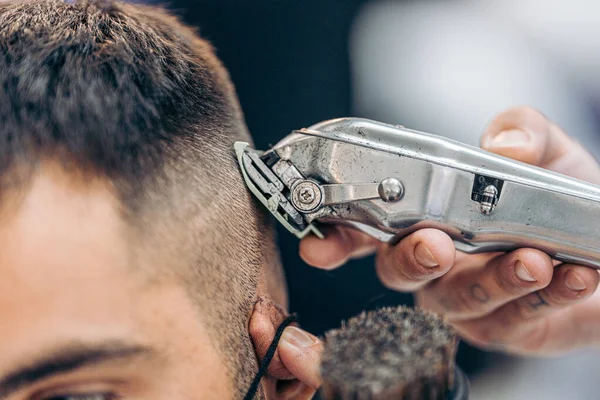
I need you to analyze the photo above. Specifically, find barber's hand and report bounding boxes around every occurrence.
[254,325,323,399]
[300,107,600,355]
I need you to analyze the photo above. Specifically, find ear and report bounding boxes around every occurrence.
[249,297,322,400]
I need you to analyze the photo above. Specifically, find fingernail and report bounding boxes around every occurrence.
[515,260,536,282]
[486,129,531,149]
[414,242,438,268]
[281,326,319,348]
[564,270,587,291]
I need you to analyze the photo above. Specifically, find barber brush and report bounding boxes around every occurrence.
[319,306,468,400]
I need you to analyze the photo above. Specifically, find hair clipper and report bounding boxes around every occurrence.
[235,118,600,268]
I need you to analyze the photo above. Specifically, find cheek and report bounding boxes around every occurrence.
[139,363,231,400]
[132,284,233,400]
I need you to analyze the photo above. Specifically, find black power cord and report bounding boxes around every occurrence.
[243,314,298,400]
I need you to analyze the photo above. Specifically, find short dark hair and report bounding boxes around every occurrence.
[0,1,276,396]
[0,0,238,192]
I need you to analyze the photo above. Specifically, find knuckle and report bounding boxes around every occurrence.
[516,320,551,354]
[424,290,456,314]
[508,303,527,324]
[465,325,499,348]
[470,312,517,346]
[466,303,551,353]
[499,299,530,324]
[512,295,540,319]
[452,286,485,316]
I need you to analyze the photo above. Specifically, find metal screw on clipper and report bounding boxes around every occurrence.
[299,187,316,204]
[291,180,323,212]
[378,178,404,203]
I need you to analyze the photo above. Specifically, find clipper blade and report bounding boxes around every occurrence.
[234,142,324,239]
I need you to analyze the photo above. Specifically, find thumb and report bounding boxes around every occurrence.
[277,326,324,389]
[299,225,379,270]
[481,106,571,167]
[480,106,600,184]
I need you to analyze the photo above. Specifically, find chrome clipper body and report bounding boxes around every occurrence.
[235,118,600,268]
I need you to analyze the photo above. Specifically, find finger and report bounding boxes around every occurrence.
[482,107,600,182]
[375,229,455,292]
[481,106,568,166]
[507,264,599,320]
[455,265,599,354]
[538,290,600,353]
[278,326,324,389]
[543,126,600,184]
[275,382,316,400]
[420,248,553,320]
[299,226,378,270]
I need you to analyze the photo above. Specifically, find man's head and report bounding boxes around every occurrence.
[0,1,290,398]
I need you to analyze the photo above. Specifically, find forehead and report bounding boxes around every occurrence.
[0,164,133,295]
[0,165,229,395]
[0,165,138,354]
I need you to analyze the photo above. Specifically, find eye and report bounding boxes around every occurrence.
[45,394,116,400]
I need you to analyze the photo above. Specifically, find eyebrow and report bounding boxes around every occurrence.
[0,341,154,399]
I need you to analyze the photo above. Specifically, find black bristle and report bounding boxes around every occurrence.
[320,306,458,400]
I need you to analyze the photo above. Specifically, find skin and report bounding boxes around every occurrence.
[0,160,322,400]
[290,106,600,386]
[0,163,234,400]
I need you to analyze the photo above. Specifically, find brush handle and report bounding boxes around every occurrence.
[319,365,469,400]
[450,367,470,400]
